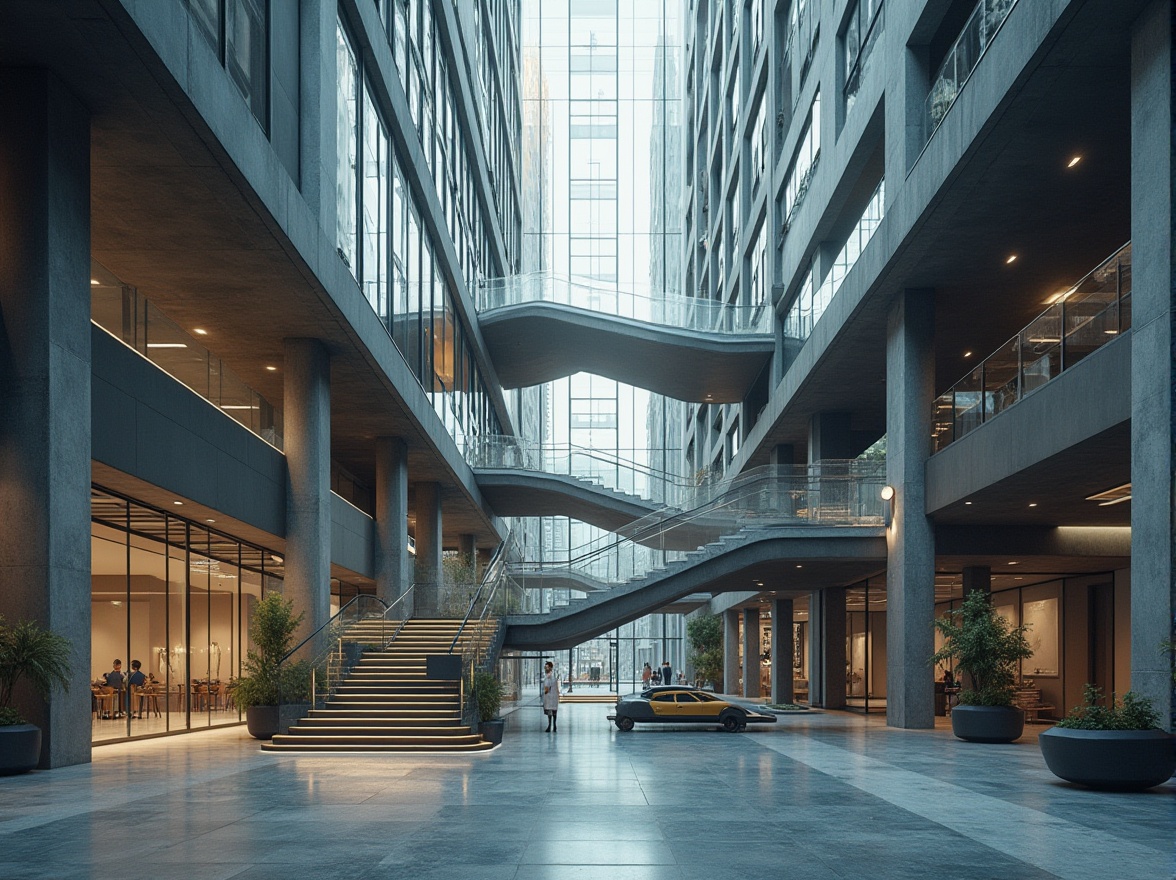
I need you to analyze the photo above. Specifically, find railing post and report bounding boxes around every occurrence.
[1059,298,1066,373]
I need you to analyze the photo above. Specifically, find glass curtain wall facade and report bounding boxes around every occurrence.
[519,0,684,577]
[90,488,283,743]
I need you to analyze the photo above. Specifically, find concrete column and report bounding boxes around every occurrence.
[458,534,477,576]
[808,412,855,463]
[414,481,443,617]
[374,437,409,606]
[1130,0,1175,729]
[771,598,795,704]
[283,338,332,647]
[0,70,91,769]
[885,288,936,729]
[962,566,991,597]
[743,608,761,698]
[811,588,847,708]
[723,609,740,694]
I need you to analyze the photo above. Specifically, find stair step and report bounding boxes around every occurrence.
[295,717,463,728]
[261,741,493,752]
[269,733,485,746]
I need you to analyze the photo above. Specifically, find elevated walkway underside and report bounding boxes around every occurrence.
[502,527,888,650]
[478,303,774,402]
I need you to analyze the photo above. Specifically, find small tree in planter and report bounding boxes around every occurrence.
[234,594,309,740]
[0,616,72,774]
[687,614,724,691]
[1039,685,1174,790]
[473,668,504,745]
[931,590,1033,743]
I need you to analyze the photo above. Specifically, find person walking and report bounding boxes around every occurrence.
[542,661,561,732]
[641,662,653,689]
[661,660,672,685]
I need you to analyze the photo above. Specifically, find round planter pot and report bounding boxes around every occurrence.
[1039,727,1175,791]
[479,719,505,745]
[0,724,42,775]
[950,705,1025,743]
[246,705,280,740]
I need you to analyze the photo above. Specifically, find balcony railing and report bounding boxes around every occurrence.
[477,273,772,335]
[932,243,1132,452]
[924,0,1018,145]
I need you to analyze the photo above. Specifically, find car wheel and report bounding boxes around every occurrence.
[616,716,635,732]
[721,714,742,732]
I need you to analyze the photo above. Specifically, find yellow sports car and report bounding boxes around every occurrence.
[608,688,777,732]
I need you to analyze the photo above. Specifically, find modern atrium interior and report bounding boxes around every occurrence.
[0,0,1173,876]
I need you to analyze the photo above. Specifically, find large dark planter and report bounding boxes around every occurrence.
[246,706,279,740]
[950,705,1024,743]
[0,724,42,775]
[479,719,505,745]
[1039,727,1175,791]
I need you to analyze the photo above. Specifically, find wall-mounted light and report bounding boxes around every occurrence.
[881,485,895,527]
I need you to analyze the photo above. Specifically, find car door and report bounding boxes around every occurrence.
[689,692,726,719]
[673,692,702,720]
[649,692,678,719]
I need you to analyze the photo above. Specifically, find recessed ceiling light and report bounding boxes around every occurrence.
[90,278,100,286]
[1006,254,1018,264]
[206,518,216,523]
[146,343,188,349]
[964,501,973,506]
[1067,155,1082,168]
[1014,577,1023,581]
[266,365,277,371]
[795,564,803,569]
[1028,502,1037,508]
[963,351,972,358]
[1007,561,1018,565]
[193,328,208,336]
[173,500,183,506]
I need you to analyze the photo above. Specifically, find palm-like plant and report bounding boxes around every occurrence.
[0,616,72,726]
[931,590,1033,706]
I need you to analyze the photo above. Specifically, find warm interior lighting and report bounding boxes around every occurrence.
[193,328,208,336]
[880,485,895,501]
[1007,561,1018,565]
[795,564,803,569]
[963,351,972,358]
[1028,502,1037,508]
[146,343,188,349]
[206,518,216,523]
[1005,254,1018,264]
[1086,483,1131,506]
[1067,155,1082,168]
[270,554,284,564]
[266,365,278,371]
[173,500,183,506]
[221,405,260,410]
[1044,289,1072,305]
[90,278,100,286]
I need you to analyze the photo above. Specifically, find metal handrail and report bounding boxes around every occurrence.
[449,533,513,654]
[380,584,416,649]
[276,594,389,667]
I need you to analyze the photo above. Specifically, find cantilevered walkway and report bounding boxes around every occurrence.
[476,274,774,402]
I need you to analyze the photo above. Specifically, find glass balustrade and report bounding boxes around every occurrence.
[932,243,1131,452]
[477,273,772,335]
[924,0,1018,145]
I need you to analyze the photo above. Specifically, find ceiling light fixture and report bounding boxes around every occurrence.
[146,343,188,349]
[1006,254,1018,264]
[206,518,216,523]
[880,486,895,501]
[1067,155,1082,168]
[173,500,183,506]
[1007,561,1019,565]
[221,405,260,411]
[963,351,973,358]
[90,278,100,286]
[795,564,803,569]
[193,328,208,336]
[1028,502,1037,508]
[964,501,973,506]
[1086,483,1132,507]
[266,365,278,371]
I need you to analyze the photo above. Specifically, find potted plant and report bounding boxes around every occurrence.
[931,590,1034,743]
[474,668,504,745]
[687,614,724,692]
[233,594,309,739]
[1039,685,1174,790]
[0,616,72,774]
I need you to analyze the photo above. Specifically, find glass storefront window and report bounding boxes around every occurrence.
[336,20,359,275]
[90,487,282,743]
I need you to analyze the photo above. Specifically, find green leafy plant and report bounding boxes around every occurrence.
[687,614,724,688]
[0,615,73,726]
[931,590,1033,707]
[1055,684,1162,730]
[233,594,309,710]
[473,668,502,723]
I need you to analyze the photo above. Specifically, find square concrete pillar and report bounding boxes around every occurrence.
[810,588,846,709]
[1129,0,1176,729]
[413,481,443,617]
[723,608,740,695]
[743,607,761,698]
[0,69,92,768]
[375,437,410,606]
[283,338,332,647]
[885,289,936,729]
[771,598,795,704]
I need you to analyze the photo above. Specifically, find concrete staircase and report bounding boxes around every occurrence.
[261,619,493,752]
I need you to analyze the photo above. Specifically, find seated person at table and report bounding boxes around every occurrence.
[102,660,125,718]
[127,660,148,718]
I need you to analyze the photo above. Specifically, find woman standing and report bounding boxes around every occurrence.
[641,662,652,689]
[542,661,560,732]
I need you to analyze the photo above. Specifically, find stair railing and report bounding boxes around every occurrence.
[274,594,390,735]
[379,583,416,650]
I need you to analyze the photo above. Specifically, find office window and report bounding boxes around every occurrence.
[336,20,359,275]
[362,85,389,320]
[780,91,820,234]
[226,0,267,127]
[844,0,884,109]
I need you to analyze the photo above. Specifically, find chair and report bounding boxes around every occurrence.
[132,685,162,719]
[93,687,115,719]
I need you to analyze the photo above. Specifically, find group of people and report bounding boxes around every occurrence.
[96,659,148,719]
[640,660,674,688]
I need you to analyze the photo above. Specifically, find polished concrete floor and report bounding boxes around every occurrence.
[1,705,1172,879]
